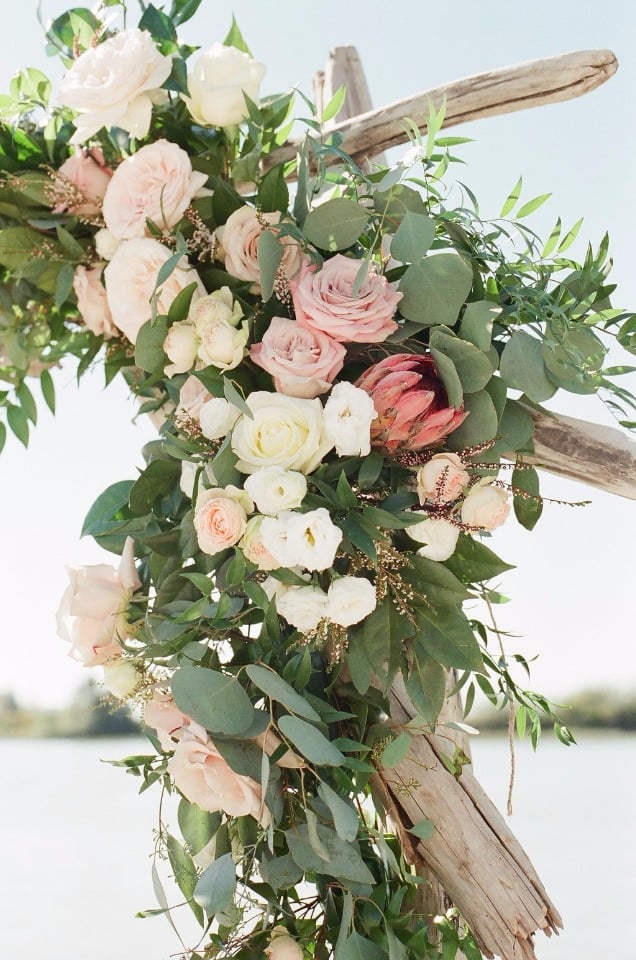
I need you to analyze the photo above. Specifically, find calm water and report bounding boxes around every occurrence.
[0,734,634,960]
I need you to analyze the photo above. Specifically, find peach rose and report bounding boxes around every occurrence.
[104,238,205,343]
[291,254,401,343]
[58,28,173,143]
[168,728,270,824]
[177,375,213,423]
[265,932,304,960]
[250,316,345,398]
[102,139,209,239]
[217,205,303,288]
[417,453,470,505]
[239,516,281,570]
[461,482,511,531]
[53,148,112,216]
[194,486,253,555]
[73,264,118,339]
[56,537,141,667]
[143,687,191,751]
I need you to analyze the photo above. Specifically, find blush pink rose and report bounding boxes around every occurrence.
[416,453,470,505]
[143,687,191,751]
[53,147,113,216]
[291,254,401,343]
[168,728,270,824]
[102,139,209,239]
[461,482,511,531]
[217,205,303,287]
[56,537,141,667]
[104,238,205,343]
[250,316,345,398]
[177,375,213,423]
[194,487,251,555]
[73,264,118,339]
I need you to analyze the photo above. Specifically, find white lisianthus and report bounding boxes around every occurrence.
[58,28,173,143]
[322,381,378,456]
[231,392,333,475]
[461,481,511,531]
[102,660,142,700]
[326,576,376,627]
[409,516,460,561]
[244,466,307,515]
[416,453,470,505]
[284,508,343,572]
[275,583,329,633]
[199,397,241,440]
[163,321,198,377]
[183,42,266,128]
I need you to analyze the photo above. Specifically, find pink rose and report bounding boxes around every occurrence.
[291,254,401,343]
[52,147,113,216]
[56,537,141,667]
[461,482,511,531]
[250,316,345,398]
[102,139,209,240]
[217,205,303,287]
[416,453,470,505]
[143,687,191,751]
[168,728,270,824]
[177,375,213,423]
[73,264,118,339]
[194,487,251,555]
[104,238,205,343]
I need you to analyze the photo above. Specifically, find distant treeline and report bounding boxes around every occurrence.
[474,688,636,733]
[0,684,139,738]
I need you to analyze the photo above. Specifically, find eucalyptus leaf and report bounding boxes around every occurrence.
[444,533,515,583]
[500,331,557,402]
[380,732,412,768]
[430,328,494,393]
[178,799,220,855]
[398,253,473,327]
[171,666,254,736]
[193,853,236,917]
[336,931,387,960]
[317,782,359,842]
[512,465,543,531]
[414,605,483,672]
[287,823,375,885]
[446,390,498,450]
[258,229,283,301]
[135,317,170,373]
[390,211,435,263]
[303,198,370,251]
[460,301,500,351]
[278,715,345,767]
[245,664,321,722]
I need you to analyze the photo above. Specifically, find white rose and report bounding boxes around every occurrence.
[461,482,511,531]
[417,453,470,505]
[276,583,329,633]
[244,466,307,516]
[231,392,333,474]
[265,933,304,960]
[326,576,376,627]
[94,227,121,261]
[284,508,343,572]
[102,660,142,699]
[322,381,378,457]
[164,321,199,376]
[58,28,173,143]
[199,397,241,440]
[104,238,204,344]
[190,287,247,371]
[409,516,460,561]
[183,42,266,128]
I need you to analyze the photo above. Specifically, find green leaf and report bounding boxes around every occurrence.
[428,346,463,408]
[258,164,290,214]
[223,15,252,55]
[408,819,434,841]
[516,192,551,219]
[317,782,359,842]
[336,931,387,960]
[0,422,5,455]
[446,389,498,450]
[55,262,75,309]
[245,664,321,722]
[278,715,345,767]
[499,176,522,217]
[321,84,346,123]
[489,399,535,456]
[459,301,500,351]
[129,459,180,515]
[500,331,557,403]
[414,605,483,672]
[258,229,284,302]
[347,597,413,695]
[135,317,169,373]
[260,852,303,890]
[444,533,514,583]
[358,451,384,489]
[168,281,198,323]
[81,480,134,537]
[194,853,237,917]
[398,253,473,327]
[512,465,543,531]
[166,834,202,922]
[40,367,55,414]
[390,211,435,263]
[171,666,254,736]
[381,732,412,768]
[16,381,37,424]
[6,404,29,446]
[287,823,375,886]
[404,555,469,607]
[178,798,220,855]
[303,198,370,251]
[404,650,446,726]
[430,328,494,393]
[543,325,607,395]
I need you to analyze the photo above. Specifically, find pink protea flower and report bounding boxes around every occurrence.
[355,353,467,454]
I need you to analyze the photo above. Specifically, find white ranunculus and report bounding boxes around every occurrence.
[58,28,173,143]
[326,576,376,627]
[231,392,333,475]
[183,42,266,128]
[285,508,343,572]
[199,397,241,440]
[275,583,328,633]
[322,381,378,456]
[102,660,142,699]
[163,321,198,377]
[461,481,511,531]
[244,466,307,516]
[409,516,460,561]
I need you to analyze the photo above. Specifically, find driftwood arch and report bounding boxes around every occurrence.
[272,45,633,960]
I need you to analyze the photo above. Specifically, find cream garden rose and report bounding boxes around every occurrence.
[417,453,470,505]
[73,265,118,339]
[326,576,376,627]
[104,238,204,343]
[164,321,199,377]
[217,205,303,287]
[189,287,248,371]
[58,28,173,143]
[56,537,141,667]
[194,485,253,555]
[183,42,266,128]
[322,381,378,456]
[265,931,304,960]
[102,139,209,239]
[199,397,242,440]
[231,392,333,474]
[275,582,329,633]
[250,316,345,399]
[461,482,511,531]
[244,466,307,515]
[408,516,460,561]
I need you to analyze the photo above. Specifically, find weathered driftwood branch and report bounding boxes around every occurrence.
[265,49,617,171]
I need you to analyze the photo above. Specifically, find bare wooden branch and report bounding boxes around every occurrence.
[264,49,617,171]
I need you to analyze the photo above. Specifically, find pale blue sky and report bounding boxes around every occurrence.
[1,0,634,707]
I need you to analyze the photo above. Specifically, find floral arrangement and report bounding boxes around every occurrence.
[2,2,635,959]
